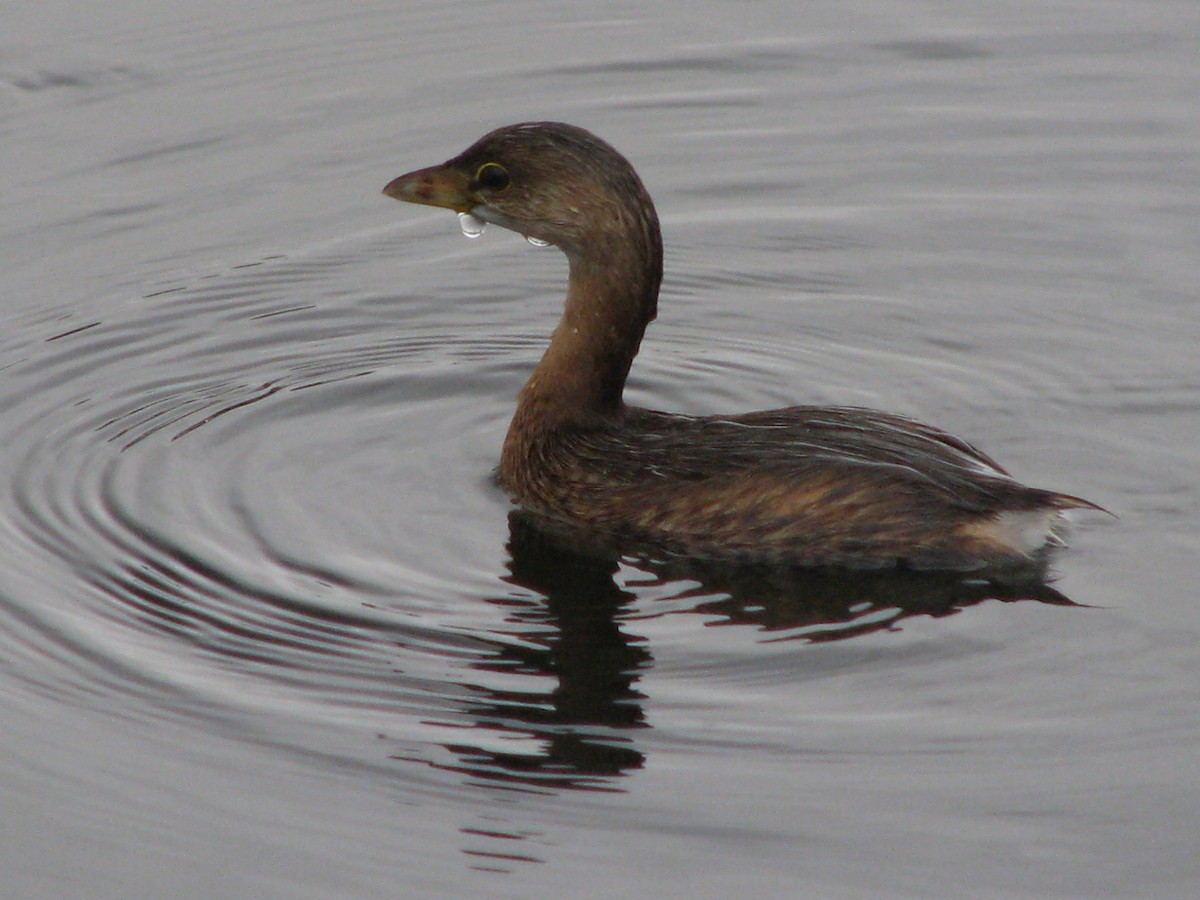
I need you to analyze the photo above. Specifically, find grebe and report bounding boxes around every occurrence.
[383,122,1096,569]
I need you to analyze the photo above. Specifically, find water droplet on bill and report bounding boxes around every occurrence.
[457,212,486,238]
[525,235,551,247]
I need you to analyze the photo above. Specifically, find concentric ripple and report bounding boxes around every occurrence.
[7,213,1110,792]
[1,232,574,772]
[0,197,1115,795]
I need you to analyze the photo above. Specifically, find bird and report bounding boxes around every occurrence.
[383,121,1098,570]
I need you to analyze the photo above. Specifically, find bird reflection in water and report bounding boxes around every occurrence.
[430,512,651,794]
[433,511,1077,794]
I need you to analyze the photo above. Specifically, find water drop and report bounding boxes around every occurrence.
[525,235,551,248]
[457,212,486,239]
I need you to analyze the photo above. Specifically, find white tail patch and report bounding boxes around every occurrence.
[968,509,1069,557]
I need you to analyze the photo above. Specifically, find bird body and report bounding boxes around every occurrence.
[384,122,1096,570]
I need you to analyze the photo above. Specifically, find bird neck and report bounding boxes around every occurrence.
[512,214,663,426]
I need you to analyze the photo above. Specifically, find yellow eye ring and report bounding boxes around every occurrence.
[474,162,511,192]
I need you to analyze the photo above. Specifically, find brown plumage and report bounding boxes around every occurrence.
[383,122,1098,570]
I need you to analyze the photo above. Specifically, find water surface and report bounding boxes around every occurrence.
[2,2,1198,897]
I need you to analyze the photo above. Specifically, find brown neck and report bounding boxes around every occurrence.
[511,215,662,427]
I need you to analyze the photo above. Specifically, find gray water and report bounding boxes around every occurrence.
[2,2,1198,897]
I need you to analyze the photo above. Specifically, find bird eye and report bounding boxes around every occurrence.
[474,162,511,192]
